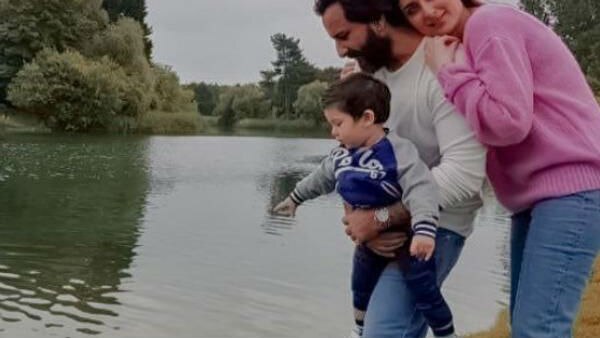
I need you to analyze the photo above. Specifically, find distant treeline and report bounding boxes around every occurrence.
[186,33,341,130]
[1,1,597,134]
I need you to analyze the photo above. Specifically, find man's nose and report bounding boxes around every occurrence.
[336,42,348,57]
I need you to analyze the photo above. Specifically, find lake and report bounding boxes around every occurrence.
[0,134,509,337]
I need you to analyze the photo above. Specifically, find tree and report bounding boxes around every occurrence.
[102,0,153,59]
[187,82,221,115]
[150,65,196,113]
[521,0,600,90]
[520,0,551,25]
[263,33,317,118]
[215,96,236,130]
[213,85,270,121]
[0,0,108,103]
[315,66,342,84]
[293,80,328,125]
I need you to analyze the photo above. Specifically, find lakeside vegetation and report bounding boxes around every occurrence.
[466,259,600,338]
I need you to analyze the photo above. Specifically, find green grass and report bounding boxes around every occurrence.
[137,110,204,135]
[466,258,600,338]
[0,108,50,133]
[199,115,219,128]
[236,118,325,131]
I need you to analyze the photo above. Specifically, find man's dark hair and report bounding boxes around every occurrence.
[461,0,480,8]
[314,0,410,28]
[314,0,480,28]
[322,72,391,124]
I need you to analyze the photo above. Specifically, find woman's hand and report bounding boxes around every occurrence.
[424,36,461,75]
[365,232,408,258]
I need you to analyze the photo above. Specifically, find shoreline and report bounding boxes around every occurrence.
[466,258,600,337]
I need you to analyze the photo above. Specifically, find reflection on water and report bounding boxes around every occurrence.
[0,134,149,336]
[0,134,510,337]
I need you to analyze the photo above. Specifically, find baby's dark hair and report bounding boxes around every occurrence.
[322,72,391,124]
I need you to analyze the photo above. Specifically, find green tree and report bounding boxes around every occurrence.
[0,0,108,103]
[215,96,236,130]
[214,84,270,121]
[187,82,221,115]
[150,65,196,113]
[315,66,342,84]
[231,84,270,119]
[520,0,551,25]
[102,0,152,59]
[83,17,150,76]
[259,70,278,118]
[263,33,317,118]
[82,17,154,118]
[521,0,600,90]
[293,80,328,125]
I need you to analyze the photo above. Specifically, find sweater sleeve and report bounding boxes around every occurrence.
[290,150,337,205]
[437,36,535,147]
[392,136,441,238]
[427,78,487,209]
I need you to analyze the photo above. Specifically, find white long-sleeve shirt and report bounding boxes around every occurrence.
[375,40,486,237]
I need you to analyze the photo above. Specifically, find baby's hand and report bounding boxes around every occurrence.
[410,235,435,261]
[272,197,298,217]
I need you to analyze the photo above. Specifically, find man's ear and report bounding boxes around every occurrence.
[362,109,376,125]
[369,17,387,36]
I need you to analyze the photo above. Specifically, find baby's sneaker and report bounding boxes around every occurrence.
[347,324,363,338]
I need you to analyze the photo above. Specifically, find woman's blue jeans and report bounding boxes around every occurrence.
[510,189,600,338]
[362,228,465,338]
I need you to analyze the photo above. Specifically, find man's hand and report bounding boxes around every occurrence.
[342,202,412,244]
[365,232,408,258]
[410,235,435,261]
[342,204,381,244]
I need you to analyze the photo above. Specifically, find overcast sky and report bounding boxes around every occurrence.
[146,0,518,85]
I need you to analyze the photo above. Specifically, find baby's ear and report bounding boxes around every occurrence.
[362,109,376,125]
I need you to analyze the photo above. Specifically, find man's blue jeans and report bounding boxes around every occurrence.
[363,228,465,338]
[510,189,600,338]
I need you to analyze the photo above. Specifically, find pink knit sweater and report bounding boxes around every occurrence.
[438,5,600,212]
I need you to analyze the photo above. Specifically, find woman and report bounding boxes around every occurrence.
[397,1,600,337]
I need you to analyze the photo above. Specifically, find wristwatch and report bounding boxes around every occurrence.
[374,207,391,230]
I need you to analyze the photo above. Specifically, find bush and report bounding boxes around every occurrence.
[7,49,129,132]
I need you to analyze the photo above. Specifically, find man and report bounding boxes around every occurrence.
[313,1,487,337]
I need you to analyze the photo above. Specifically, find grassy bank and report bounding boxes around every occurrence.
[0,108,204,135]
[137,110,204,135]
[237,118,325,131]
[0,108,50,133]
[466,258,600,338]
[199,116,329,136]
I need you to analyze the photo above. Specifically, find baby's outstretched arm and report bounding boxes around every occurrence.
[273,197,299,217]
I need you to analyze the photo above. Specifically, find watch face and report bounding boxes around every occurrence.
[375,208,389,222]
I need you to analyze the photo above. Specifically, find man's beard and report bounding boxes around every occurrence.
[346,29,393,73]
